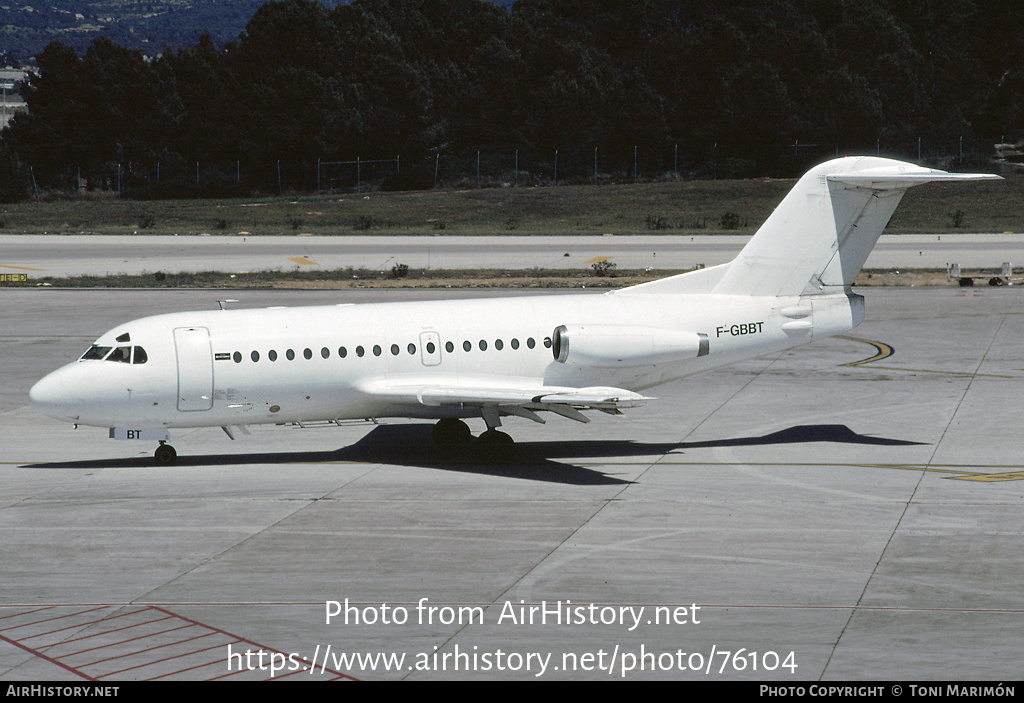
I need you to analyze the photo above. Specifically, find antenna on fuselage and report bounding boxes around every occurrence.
[216,299,238,310]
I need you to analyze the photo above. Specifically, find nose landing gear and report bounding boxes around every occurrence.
[154,441,177,465]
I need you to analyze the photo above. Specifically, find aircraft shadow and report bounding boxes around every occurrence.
[674,424,926,449]
[22,423,923,485]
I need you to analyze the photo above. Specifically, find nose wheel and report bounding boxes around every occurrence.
[154,442,177,465]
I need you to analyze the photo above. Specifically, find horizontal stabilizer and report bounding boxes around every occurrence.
[827,170,1001,189]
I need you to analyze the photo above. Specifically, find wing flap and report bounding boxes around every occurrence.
[355,379,652,411]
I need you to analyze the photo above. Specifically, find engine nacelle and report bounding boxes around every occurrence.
[552,324,709,367]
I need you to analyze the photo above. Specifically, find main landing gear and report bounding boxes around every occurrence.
[433,418,515,463]
[154,441,177,465]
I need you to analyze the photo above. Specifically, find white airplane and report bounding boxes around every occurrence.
[29,157,999,465]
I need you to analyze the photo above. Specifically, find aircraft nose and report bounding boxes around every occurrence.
[29,368,80,422]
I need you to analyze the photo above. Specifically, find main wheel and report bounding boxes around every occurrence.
[475,429,515,463]
[433,418,472,450]
[154,443,177,465]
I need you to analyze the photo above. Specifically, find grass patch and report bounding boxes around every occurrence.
[9,266,1013,290]
[3,173,1021,237]
[16,267,687,290]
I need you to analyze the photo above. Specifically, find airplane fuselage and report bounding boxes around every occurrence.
[29,288,861,430]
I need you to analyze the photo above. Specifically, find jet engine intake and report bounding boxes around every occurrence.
[552,324,708,367]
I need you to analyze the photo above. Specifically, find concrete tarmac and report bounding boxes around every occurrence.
[4,232,1024,277]
[1,286,1022,681]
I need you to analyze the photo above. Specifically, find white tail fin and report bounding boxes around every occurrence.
[711,157,1000,296]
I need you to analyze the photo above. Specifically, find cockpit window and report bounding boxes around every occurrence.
[80,344,148,363]
[107,346,132,363]
[81,345,111,360]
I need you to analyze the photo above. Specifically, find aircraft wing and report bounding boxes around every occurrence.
[354,379,652,423]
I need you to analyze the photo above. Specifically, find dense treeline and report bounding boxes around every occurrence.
[2,0,1023,199]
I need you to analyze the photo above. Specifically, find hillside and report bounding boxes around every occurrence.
[1,0,301,61]
[1,0,517,62]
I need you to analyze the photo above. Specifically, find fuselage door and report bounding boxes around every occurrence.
[174,327,214,411]
[419,331,442,367]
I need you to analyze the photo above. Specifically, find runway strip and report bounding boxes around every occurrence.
[4,233,1024,278]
